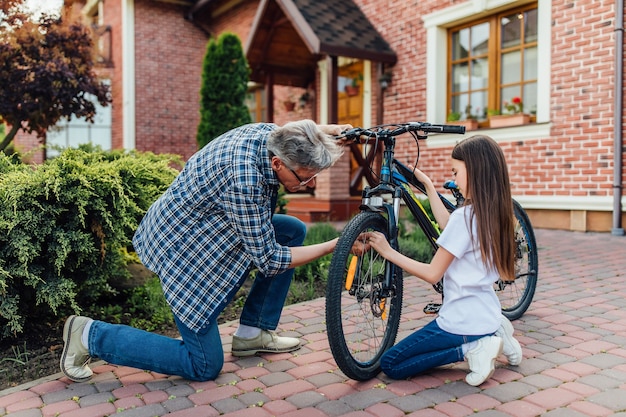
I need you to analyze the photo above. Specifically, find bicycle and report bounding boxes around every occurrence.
[325,122,538,381]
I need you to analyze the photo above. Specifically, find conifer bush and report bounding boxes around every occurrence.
[0,147,181,338]
[196,32,251,148]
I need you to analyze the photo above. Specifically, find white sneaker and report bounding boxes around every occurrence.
[495,315,522,365]
[465,336,503,386]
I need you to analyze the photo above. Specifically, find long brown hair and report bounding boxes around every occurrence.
[451,135,515,281]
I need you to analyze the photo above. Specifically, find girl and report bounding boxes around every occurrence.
[366,135,522,386]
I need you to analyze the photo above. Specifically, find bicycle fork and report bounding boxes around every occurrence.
[345,188,402,319]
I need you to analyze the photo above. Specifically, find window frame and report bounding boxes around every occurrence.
[424,0,551,146]
[447,4,539,127]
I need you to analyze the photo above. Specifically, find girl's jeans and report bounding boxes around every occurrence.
[380,319,491,380]
[88,214,306,381]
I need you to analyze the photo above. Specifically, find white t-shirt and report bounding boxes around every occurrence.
[435,205,502,335]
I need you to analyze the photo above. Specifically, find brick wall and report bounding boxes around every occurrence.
[131,0,207,161]
[352,0,626,231]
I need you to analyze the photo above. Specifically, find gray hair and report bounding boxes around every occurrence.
[267,119,344,170]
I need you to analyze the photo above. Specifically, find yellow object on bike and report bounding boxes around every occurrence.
[345,256,358,290]
[380,298,387,320]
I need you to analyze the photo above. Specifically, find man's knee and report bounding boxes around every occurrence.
[273,214,307,246]
[187,355,223,381]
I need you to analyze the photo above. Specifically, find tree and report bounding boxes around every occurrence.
[196,32,251,149]
[0,2,110,152]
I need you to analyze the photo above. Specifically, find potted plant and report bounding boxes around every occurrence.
[345,73,363,96]
[488,97,530,128]
[283,90,297,111]
[447,104,479,131]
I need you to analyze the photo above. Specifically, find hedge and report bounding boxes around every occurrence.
[0,146,181,338]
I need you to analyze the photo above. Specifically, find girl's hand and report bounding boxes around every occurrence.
[365,231,393,256]
[409,167,433,188]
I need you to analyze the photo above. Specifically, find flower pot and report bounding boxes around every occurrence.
[449,119,479,131]
[488,114,530,128]
[345,85,360,96]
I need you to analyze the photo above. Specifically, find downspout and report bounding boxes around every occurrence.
[612,0,625,235]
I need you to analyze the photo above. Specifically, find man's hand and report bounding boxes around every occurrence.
[318,124,353,136]
[349,234,371,256]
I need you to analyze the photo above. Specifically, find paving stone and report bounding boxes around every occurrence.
[162,396,195,413]
[237,391,270,407]
[523,387,581,409]
[40,399,79,416]
[538,351,578,365]
[144,380,173,391]
[315,399,355,416]
[519,374,561,389]
[1,409,43,417]
[577,373,623,390]
[40,383,98,404]
[262,379,316,401]
[541,408,589,417]
[188,384,241,405]
[568,399,614,417]
[211,397,246,414]
[165,384,196,397]
[114,403,167,417]
[304,370,344,388]
[262,359,296,373]
[94,380,123,393]
[341,388,397,410]
[285,391,327,408]
[587,389,626,411]
[433,380,480,398]
[77,391,115,407]
[513,357,556,376]
[387,393,437,413]
[580,353,626,369]
[482,381,538,403]
[257,371,295,387]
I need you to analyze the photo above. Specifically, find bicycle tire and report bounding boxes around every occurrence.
[496,199,538,320]
[325,212,403,381]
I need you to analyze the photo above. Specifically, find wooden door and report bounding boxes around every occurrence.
[338,62,378,195]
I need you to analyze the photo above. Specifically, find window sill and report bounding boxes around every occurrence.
[428,122,552,148]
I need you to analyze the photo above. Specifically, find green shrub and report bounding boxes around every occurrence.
[0,147,181,338]
[126,277,174,331]
[288,223,339,303]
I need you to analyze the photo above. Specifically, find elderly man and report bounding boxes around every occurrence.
[61,120,350,382]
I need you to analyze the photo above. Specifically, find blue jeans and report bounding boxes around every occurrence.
[88,214,306,381]
[380,319,491,380]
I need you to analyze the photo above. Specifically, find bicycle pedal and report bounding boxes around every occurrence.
[423,303,441,314]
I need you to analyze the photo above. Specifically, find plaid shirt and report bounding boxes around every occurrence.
[132,123,292,332]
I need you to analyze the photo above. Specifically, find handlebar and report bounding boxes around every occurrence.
[336,122,465,142]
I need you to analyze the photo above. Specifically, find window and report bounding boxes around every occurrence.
[245,87,267,122]
[46,89,112,159]
[448,5,538,124]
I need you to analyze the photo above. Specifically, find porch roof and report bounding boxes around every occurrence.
[189,0,397,88]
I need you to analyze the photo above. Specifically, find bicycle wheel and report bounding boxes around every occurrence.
[325,211,403,381]
[496,199,538,320]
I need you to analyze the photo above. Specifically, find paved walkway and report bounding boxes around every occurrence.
[2,228,626,417]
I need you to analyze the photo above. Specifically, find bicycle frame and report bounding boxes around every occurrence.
[356,135,456,297]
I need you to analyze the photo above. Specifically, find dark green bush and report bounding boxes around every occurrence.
[0,147,181,338]
[197,32,251,148]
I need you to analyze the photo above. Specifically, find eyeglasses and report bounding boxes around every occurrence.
[286,165,319,187]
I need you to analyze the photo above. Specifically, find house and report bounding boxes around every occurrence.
[13,0,626,233]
